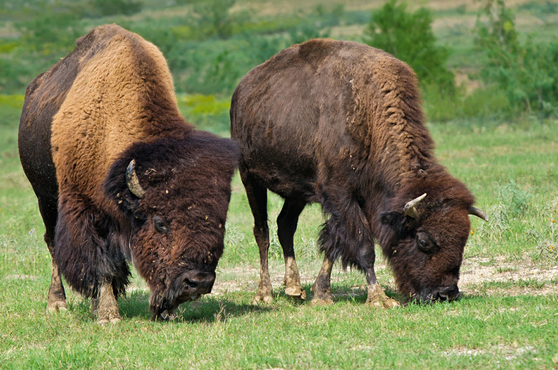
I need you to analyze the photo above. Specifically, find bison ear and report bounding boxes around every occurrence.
[381,211,416,236]
[380,211,405,228]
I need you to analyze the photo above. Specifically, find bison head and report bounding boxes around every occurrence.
[379,176,487,304]
[104,134,238,320]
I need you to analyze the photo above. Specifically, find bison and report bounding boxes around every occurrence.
[18,24,239,323]
[230,39,487,307]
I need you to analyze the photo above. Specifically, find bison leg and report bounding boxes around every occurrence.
[241,170,274,303]
[358,244,399,309]
[96,281,121,324]
[37,196,67,312]
[277,198,307,300]
[310,256,334,305]
[47,260,67,312]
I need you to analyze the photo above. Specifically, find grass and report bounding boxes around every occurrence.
[1,94,557,368]
[1,2,557,367]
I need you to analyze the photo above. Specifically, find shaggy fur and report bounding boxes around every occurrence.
[231,39,478,302]
[19,24,239,319]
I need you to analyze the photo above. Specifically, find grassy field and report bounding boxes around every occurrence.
[1,91,557,368]
[0,0,557,368]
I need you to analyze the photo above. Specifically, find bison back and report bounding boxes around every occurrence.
[231,38,429,201]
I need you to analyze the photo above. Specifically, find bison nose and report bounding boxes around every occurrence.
[437,285,459,301]
[182,271,215,296]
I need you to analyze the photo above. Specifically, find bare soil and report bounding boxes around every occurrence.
[7,256,554,299]
[211,256,558,298]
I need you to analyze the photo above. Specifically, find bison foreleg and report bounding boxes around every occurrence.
[356,241,399,308]
[310,256,334,305]
[366,282,399,309]
[96,281,121,324]
[363,264,399,309]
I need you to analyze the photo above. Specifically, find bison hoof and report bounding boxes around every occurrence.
[253,292,274,304]
[366,285,400,309]
[366,296,400,309]
[310,296,333,306]
[97,313,121,325]
[98,317,121,325]
[253,295,273,304]
[285,286,307,300]
[47,300,67,313]
[310,288,333,305]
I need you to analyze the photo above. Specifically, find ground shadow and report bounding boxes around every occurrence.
[271,283,404,305]
[119,290,273,323]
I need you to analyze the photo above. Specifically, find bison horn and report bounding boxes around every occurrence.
[126,159,145,199]
[404,193,427,220]
[468,206,488,222]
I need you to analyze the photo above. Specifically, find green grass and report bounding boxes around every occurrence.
[1,95,557,368]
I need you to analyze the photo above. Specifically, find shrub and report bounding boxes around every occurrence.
[14,6,83,54]
[189,0,246,40]
[86,0,143,18]
[363,0,456,95]
[497,179,533,217]
[474,0,558,118]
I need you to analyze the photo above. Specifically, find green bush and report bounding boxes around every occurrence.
[14,6,83,54]
[474,0,558,118]
[497,179,533,218]
[188,0,246,40]
[363,0,455,95]
[86,0,143,17]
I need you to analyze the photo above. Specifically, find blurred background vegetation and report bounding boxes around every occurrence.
[0,0,557,129]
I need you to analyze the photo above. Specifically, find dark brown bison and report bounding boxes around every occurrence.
[230,39,487,307]
[18,24,239,323]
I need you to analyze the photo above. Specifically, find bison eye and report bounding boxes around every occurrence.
[416,233,435,253]
[153,215,168,234]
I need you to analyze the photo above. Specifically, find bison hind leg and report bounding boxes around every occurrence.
[240,170,274,304]
[277,198,307,300]
[37,196,67,313]
[47,261,67,313]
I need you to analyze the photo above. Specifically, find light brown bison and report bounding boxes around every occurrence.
[18,24,239,322]
[230,39,487,307]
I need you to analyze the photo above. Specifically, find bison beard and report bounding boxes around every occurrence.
[18,24,238,323]
[231,39,487,307]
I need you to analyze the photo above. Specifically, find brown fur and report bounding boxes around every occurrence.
[231,39,478,303]
[19,24,239,320]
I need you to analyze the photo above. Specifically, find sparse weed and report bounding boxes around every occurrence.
[497,180,533,217]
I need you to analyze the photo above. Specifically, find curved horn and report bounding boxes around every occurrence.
[404,193,427,220]
[468,206,488,222]
[126,159,145,199]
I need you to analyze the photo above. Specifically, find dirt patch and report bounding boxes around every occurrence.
[211,257,557,298]
[110,256,557,299]
[443,344,537,359]
[460,256,558,296]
